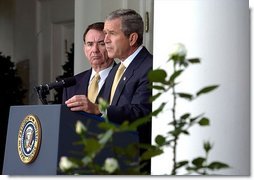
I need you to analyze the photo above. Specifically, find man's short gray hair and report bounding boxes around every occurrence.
[106,9,144,46]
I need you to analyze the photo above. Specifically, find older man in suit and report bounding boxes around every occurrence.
[62,22,114,104]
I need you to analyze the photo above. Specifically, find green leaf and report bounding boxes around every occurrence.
[188,58,200,64]
[175,160,189,169]
[149,92,162,102]
[117,121,133,132]
[126,143,139,158]
[148,69,167,82]
[180,113,191,120]
[128,115,151,131]
[177,93,193,101]
[155,135,166,146]
[196,85,219,97]
[151,85,166,91]
[169,128,181,137]
[181,130,189,135]
[169,70,183,82]
[152,102,166,117]
[84,138,101,155]
[192,157,205,168]
[207,162,230,170]
[141,148,163,160]
[189,113,204,123]
[98,129,113,145]
[198,117,210,126]
[98,122,116,130]
[186,166,198,171]
[176,122,186,129]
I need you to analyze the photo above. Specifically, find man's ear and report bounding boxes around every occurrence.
[83,44,87,56]
[129,32,138,46]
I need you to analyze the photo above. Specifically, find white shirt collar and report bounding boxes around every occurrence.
[90,63,113,81]
[89,62,114,91]
[122,46,143,68]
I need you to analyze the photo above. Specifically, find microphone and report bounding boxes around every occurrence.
[34,77,76,104]
[39,76,76,91]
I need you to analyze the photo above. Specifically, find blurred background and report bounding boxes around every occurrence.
[0,0,251,176]
[0,0,153,174]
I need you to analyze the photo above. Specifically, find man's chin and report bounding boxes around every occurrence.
[107,52,115,59]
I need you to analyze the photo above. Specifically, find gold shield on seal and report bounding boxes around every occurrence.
[17,114,42,164]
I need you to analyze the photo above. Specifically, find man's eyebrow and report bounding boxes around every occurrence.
[86,40,104,43]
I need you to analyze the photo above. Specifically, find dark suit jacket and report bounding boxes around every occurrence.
[99,47,153,145]
[62,62,116,103]
[62,69,92,103]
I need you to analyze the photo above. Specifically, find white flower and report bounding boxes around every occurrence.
[59,156,77,172]
[75,120,86,135]
[169,43,187,58]
[103,158,119,174]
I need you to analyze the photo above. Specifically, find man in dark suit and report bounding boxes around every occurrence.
[62,22,114,104]
[103,9,152,174]
[66,9,153,173]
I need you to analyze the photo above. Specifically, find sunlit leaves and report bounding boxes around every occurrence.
[192,157,206,168]
[196,85,219,97]
[188,58,200,64]
[177,93,193,101]
[175,160,189,170]
[207,162,230,170]
[169,70,183,83]
[155,135,166,147]
[84,138,101,156]
[198,117,210,126]
[141,146,163,161]
[185,141,230,175]
[148,69,167,83]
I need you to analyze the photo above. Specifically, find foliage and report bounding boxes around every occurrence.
[148,43,229,175]
[62,43,75,78]
[0,52,26,173]
[0,52,27,107]
[58,43,230,175]
[59,98,162,175]
[184,141,229,175]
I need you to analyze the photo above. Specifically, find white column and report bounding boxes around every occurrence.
[152,0,250,175]
[74,0,102,74]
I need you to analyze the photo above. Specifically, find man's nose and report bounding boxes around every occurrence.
[91,43,99,51]
[104,34,110,44]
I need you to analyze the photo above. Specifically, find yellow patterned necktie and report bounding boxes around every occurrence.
[88,73,100,103]
[110,63,126,104]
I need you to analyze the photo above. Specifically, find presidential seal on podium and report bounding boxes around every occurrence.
[17,114,42,164]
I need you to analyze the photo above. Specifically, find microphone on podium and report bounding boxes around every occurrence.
[34,77,76,104]
[36,77,76,91]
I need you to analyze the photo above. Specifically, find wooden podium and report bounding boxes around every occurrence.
[3,105,138,175]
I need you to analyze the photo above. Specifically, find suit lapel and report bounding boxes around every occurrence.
[97,62,118,103]
[111,67,134,105]
[77,69,91,96]
[111,47,149,105]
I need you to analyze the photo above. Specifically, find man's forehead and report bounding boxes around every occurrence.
[85,30,105,42]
